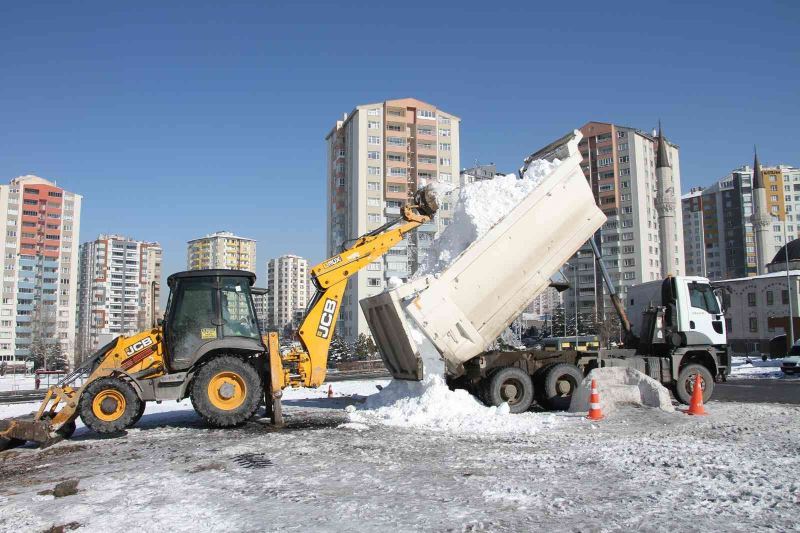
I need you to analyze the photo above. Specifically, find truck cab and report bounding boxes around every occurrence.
[627,276,726,349]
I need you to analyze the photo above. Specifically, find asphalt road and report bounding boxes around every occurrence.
[714,378,800,405]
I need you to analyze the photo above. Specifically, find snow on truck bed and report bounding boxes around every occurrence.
[0,379,798,532]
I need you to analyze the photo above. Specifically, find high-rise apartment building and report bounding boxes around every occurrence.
[325,98,460,341]
[76,235,162,360]
[562,122,684,321]
[682,161,799,280]
[187,231,256,273]
[0,175,82,368]
[266,254,312,334]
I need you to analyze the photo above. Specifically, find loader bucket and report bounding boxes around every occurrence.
[0,415,59,450]
[414,185,439,218]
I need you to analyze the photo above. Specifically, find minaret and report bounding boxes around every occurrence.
[655,122,677,277]
[751,147,772,275]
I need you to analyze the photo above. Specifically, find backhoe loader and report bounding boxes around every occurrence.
[0,186,439,450]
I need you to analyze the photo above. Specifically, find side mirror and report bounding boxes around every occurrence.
[157,318,164,327]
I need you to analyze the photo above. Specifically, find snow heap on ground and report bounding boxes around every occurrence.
[414,158,561,277]
[568,367,675,414]
[347,374,558,435]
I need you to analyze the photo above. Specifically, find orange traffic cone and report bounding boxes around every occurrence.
[684,373,708,415]
[587,379,604,421]
[327,384,333,398]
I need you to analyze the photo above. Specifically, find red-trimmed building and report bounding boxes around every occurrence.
[0,175,82,369]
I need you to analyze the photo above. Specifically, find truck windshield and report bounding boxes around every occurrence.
[689,283,721,314]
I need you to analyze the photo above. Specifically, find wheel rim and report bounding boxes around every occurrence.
[684,373,706,396]
[208,371,247,411]
[500,378,523,405]
[555,376,577,397]
[92,390,127,422]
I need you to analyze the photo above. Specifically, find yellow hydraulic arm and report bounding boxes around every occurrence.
[269,186,439,391]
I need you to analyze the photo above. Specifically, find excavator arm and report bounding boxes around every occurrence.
[270,186,439,391]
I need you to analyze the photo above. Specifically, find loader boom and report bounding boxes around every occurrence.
[276,189,438,388]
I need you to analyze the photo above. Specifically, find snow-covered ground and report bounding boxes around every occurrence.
[1,378,798,532]
[729,356,798,379]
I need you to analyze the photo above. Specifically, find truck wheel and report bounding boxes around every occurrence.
[675,364,714,405]
[485,367,534,414]
[79,377,142,434]
[191,356,262,428]
[540,363,583,411]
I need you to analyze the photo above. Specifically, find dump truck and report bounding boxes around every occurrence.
[362,130,729,412]
[0,187,440,450]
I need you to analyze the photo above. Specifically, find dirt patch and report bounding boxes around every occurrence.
[41,522,81,533]
[38,479,79,498]
[187,461,226,474]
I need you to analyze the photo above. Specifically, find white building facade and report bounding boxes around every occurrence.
[187,231,256,273]
[77,235,162,361]
[266,254,312,334]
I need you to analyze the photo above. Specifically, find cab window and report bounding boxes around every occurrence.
[689,283,721,314]
[220,277,260,339]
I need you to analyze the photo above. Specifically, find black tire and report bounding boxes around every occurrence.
[56,420,77,439]
[674,364,714,405]
[79,377,142,434]
[131,402,146,427]
[532,363,557,404]
[484,367,534,414]
[539,363,584,411]
[190,356,262,428]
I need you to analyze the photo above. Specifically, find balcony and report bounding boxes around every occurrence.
[15,326,32,334]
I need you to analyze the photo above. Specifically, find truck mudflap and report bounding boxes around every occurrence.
[362,130,606,380]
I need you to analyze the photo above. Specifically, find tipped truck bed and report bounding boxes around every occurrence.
[361,130,606,380]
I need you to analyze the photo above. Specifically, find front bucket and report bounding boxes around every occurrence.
[0,415,57,450]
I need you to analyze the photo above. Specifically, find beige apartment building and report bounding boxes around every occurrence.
[187,231,256,273]
[0,175,82,368]
[77,235,162,361]
[266,254,312,334]
[325,98,460,341]
[562,122,685,322]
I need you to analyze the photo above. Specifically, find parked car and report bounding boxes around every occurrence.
[781,353,800,375]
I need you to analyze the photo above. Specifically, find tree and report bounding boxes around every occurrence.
[328,335,353,365]
[550,306,566,338]
[352,333,378,361]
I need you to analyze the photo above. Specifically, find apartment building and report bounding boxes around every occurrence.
[0,175,82,368]
[459,163,504,186]
[325,98,460,341]
[187,231,256,273]
[562,122,685,320]
[266,254,312,334]
[682,162,799,280]
[76,235,162,360]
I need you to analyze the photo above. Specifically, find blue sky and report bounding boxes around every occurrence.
[1,1,797,285]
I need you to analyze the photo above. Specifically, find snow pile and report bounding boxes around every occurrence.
[414,158,561,277]
[568,367,675,414]
[348,374,558,435]
[729,356,793,379]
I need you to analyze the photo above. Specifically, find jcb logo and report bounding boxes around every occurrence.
[323,256,342,268]
[316,298,337,339]
[125,336,154,356]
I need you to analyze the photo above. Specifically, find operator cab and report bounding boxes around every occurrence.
[163,270,264,371]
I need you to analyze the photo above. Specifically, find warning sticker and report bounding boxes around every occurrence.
[201,328,218,340]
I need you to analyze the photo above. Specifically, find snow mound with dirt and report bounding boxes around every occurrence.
[568,367,675,414]
[414,158,561,277]
[348,375,558,435]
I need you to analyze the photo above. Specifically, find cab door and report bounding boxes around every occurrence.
[681,280,726,346]
[165,276,221,370]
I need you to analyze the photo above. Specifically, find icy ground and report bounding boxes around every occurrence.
[1,379,799,532]
[730,356,798,379]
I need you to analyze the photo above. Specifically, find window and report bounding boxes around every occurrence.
[367,182,380,191]
[597,158,613,167]
[367,108,381,116]
[766,291,774,305]
[387,137,406,146]
[749,317,758,332]
[386,123,403,132]
[689,283,720,314]
[619,168,630,176]
[440,172,452,183]
[368,121,381,129]
[623,272,635,280]
[387,153,405,162]
[367,214,382,223]
[599,183,615,192]
[387,184,405,193]
[367,278,382,287]
[389,167,407,176]
[438,129,451,137]
[368,151,380,160]
[417,127,434,136]
[782,290,789,305]
[618,155,630,163]
[368,136,381,145]
[439,157,451,166]
[368,166,381,175]
[622,233,634,241]
[439,143,451,151]
[417,109,435,119]
[747,292,756,307]
[367,198,381,207]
